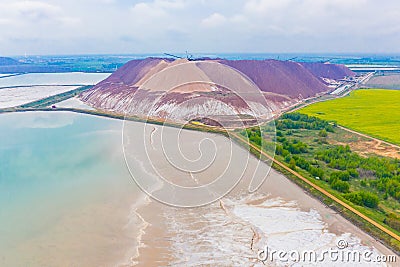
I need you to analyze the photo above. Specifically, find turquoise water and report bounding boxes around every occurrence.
[0,111,141,266]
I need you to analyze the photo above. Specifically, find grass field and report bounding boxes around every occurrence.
[299,89,400,145]
[239,113,400,252]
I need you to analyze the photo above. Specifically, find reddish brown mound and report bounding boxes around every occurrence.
[218,59,330,99]
[94,58,170,90]
[81,58,172,111]
[81,58,353,121]
[301,62,355,80]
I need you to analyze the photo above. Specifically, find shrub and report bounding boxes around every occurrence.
[330,178,350,193]
[384,214,400,232]
[319,129,328,137]
[330,171,351,181]
[344,191,379,208]
[348,169,359,178]
[289,158,297,170]
[309,167,324,179]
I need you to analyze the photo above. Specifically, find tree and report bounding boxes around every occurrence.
[360,191,379,208]
[289,158,297,170]
[309,166,324,179]
[330,179,350,193]
[330,171,351,181]
[319,129,328,137]
[344,191,379,208]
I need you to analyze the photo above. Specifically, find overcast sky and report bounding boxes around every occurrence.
[0,0,399,55]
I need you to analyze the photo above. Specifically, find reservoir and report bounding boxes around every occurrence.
[0,111,395,266]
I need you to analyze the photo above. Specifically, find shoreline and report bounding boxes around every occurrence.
[125,122,397,266]
[117,193,151,267]
[3,109,398,265]
[131,166,397,266]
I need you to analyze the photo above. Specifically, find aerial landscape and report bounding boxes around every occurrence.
[1,0,400,266]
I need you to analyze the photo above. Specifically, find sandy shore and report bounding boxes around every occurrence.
[133,167,397,266]
[134,199,176,266]
[97,118,399,266]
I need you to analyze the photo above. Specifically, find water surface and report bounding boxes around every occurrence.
[0,111,142,266]
[0,73,110,88]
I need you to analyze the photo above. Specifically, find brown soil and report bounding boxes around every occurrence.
[331,138,400,159]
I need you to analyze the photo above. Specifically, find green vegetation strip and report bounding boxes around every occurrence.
[235,113,400,253]
[299,89,400,145]
[18,85,93,109]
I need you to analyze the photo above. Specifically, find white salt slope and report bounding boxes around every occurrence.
[54,97,95,110]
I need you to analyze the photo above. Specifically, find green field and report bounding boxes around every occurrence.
[299,89,400,145]
[239,113,400,252]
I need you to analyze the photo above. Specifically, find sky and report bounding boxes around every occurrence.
[0,0,399,56]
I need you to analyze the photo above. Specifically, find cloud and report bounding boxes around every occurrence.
[13,1,61,20]
[244,0,291,15]
[0,1,80,29]
[131,0,185,16]
[153,0,186,9]
[0,0,399,55]
[201,13,227,28]
[131,2,167,18]
[128,1,180,40]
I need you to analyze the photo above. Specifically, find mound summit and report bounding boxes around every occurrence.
[81,58,354,122]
